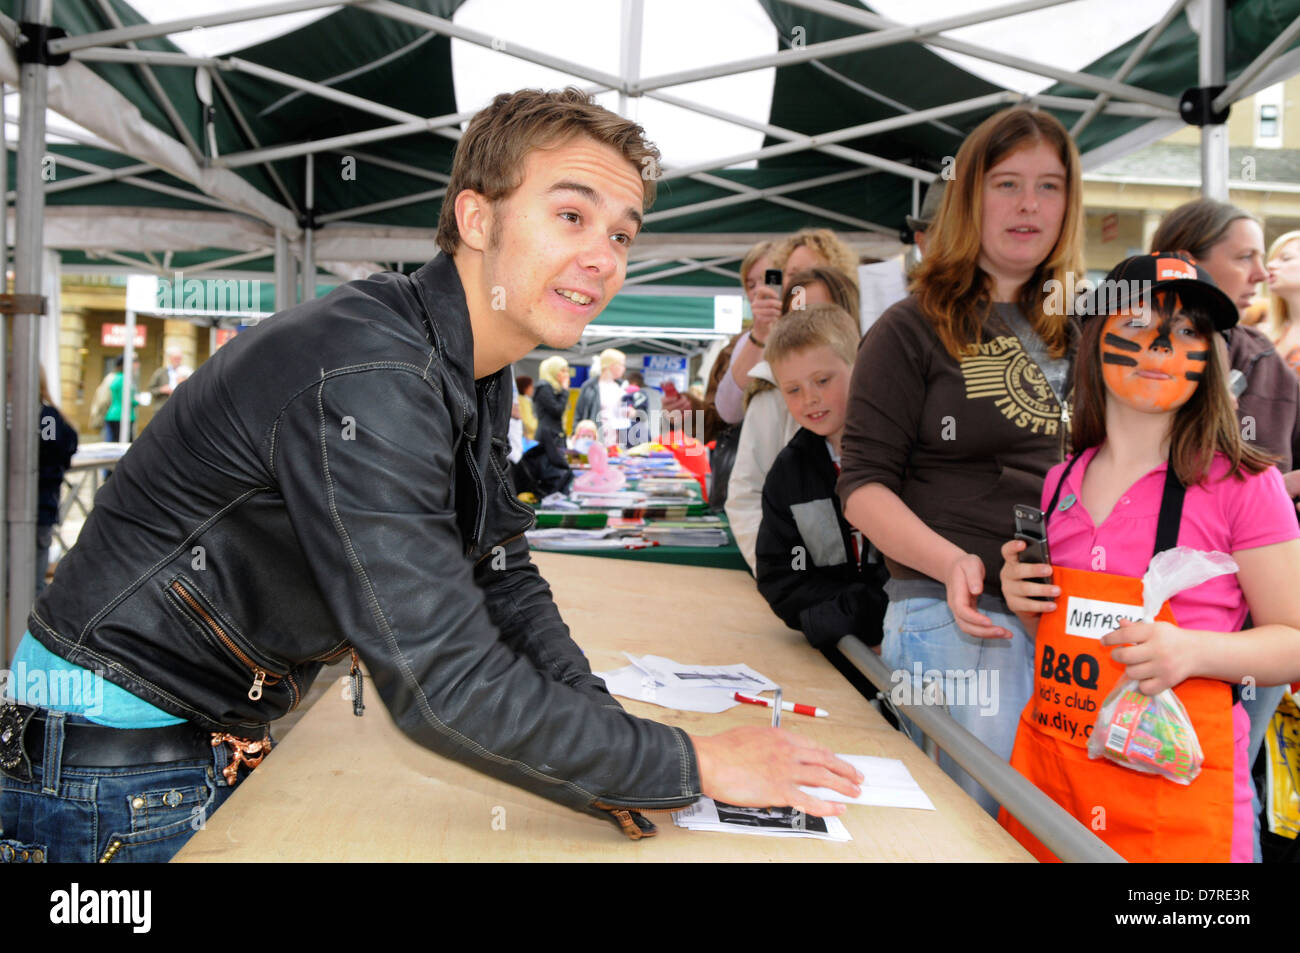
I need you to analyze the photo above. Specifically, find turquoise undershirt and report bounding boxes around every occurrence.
[6,633,185,728]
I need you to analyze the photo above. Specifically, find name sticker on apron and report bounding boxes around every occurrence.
[1064,596,1143,640]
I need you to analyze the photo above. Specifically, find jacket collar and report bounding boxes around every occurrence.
[789,425,835,465]
[412,252,474,382]
[410,251,511,443]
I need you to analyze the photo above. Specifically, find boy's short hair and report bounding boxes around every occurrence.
[436,87,661,256]
[765,304,859,373]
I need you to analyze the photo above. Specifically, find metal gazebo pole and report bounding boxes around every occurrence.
[8,0,52,659]
[1198,0,1229,201]
[274,228,291,312]
[302,154,315,302]
[0,78,8,661]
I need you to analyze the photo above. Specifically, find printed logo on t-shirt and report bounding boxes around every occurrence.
[961,335,1061,436]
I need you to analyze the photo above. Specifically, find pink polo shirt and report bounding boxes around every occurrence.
[1043,446,1299,862]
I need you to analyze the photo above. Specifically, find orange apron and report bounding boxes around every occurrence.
[999,455,1236,862]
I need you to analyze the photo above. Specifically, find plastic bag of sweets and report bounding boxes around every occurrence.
[1087,548,1239,785]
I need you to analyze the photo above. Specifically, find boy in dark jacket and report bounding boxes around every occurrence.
[755,304,888,698]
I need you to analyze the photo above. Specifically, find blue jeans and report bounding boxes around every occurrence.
[0,709,236,863]
[1243,683,1286,768]
[880,596,1034,818]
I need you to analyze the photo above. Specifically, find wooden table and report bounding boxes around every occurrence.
[174,553,1032,862]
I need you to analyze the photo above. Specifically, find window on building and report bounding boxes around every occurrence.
[1261,104,1280,139]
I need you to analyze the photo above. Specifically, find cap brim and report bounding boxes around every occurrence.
[1077,278,1239,331]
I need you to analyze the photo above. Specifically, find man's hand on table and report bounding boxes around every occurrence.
[689,727,862,817]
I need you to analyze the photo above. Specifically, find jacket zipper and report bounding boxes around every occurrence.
[1059,389,1072,462]
[473,531,528,568]
[314,643,353,664]
[169,580,299,710]
[461,441,488,555]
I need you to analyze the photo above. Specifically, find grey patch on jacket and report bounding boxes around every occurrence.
[789,498,847,567]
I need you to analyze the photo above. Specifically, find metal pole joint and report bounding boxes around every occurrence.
[15,22,70,66]
[0,293,46,315]
[1179,85,1230,126]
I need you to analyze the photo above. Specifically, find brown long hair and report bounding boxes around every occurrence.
[782,266,860,317]
[1149,199,1257,261]
[1071,293,1273,485]
[911,106,1084,361]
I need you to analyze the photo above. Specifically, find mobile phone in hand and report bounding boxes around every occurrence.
[662,380,678,399]
[764,268,783,288]
[1013,504,1052,573]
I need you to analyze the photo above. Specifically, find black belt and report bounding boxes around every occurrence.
[4,704,213,768]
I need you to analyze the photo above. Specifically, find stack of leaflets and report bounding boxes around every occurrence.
[641,520,729,547]
[594,654,776,713]
[527,525,645,550]
[673,799,852,842]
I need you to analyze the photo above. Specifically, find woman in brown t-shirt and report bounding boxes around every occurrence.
[837,107,1084,816]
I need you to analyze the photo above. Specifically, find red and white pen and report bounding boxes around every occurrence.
[734,692,828,718]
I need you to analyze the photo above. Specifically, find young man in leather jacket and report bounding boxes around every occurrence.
[0,88,861,862]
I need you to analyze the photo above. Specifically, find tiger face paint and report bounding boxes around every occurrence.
[1100,304,1209,414]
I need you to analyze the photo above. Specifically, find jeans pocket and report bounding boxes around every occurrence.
[897,598,956,635]
[0,839,47,862]
[1,772,99,862]
[893,598,985,675]
[99,769,218,863]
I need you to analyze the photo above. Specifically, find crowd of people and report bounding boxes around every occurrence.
[510,103,1300,864]
[7,85,1299,865]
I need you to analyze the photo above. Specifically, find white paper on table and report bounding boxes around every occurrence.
[673,797,851,842]
[567,491,644,506]
[622,654,778,693]
[799,754,936,811]
[594,665,740,713]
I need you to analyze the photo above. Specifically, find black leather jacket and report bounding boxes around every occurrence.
[31,254,700,826]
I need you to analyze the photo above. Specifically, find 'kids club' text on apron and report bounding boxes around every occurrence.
[999,454,1234,863]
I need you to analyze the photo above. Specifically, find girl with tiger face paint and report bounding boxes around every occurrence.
[998,252,1300,863]
[1100,293,1210,415]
